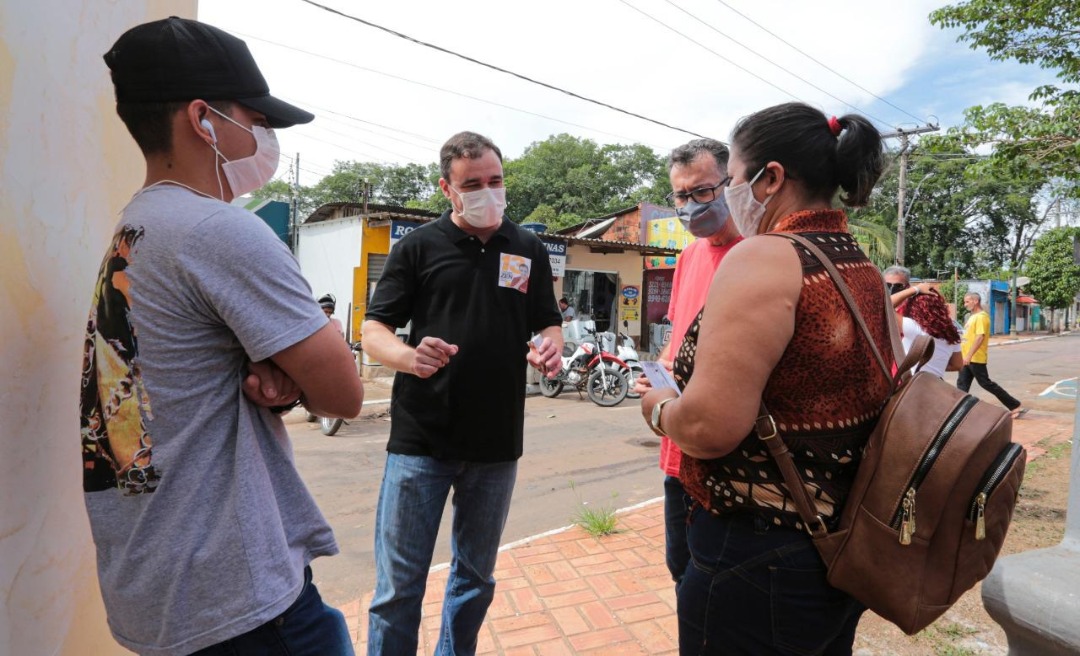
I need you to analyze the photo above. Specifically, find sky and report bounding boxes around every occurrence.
[198,0,1058,187]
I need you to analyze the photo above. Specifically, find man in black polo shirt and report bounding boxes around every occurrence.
[362,131,563,655]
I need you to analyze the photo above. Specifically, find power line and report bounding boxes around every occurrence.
[236,30,670,148]
[710,0,927,125]
[299,103,441,145]
[615,0,803,117]
[299,114,435,157]
[298,0,708,139]
[653,0,896,129]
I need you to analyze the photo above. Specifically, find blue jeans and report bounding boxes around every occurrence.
[193,566,353,656]
[679,509,863,655]
[367,454,517,656]
[664,475,692,591]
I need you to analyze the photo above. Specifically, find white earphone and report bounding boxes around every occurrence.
[200,118,217,144]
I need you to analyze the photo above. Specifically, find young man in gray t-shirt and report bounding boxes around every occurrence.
[82,18,363,655]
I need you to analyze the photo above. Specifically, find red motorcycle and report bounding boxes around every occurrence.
[538,328,629,407]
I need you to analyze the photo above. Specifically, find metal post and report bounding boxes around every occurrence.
[879,125,940,267]
[1010,268,1018,336]
[290,153,301,254]
[895,135,908,266]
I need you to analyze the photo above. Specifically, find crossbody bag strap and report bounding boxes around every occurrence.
[755,402,830,538]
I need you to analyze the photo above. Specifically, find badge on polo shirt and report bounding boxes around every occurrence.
[498,254,531,293]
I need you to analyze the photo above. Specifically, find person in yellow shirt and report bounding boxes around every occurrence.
[958,292,1025,417]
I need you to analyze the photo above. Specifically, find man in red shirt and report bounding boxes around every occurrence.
[642,139,742,591]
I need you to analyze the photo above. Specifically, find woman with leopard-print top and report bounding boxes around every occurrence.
[641,102,893,656]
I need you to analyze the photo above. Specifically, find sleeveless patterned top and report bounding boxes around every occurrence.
[675,209,894,531]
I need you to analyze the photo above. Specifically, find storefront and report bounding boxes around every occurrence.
[563,202,691,354]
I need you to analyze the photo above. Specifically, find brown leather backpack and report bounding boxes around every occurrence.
[760,234,1026,635]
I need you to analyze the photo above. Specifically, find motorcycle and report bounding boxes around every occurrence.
[305,341,363,436]
[538,327,630,407]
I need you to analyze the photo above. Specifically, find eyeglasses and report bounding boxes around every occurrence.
[665,176,732,206]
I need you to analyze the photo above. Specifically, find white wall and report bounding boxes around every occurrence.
[0,2,194,654]
[297,217,363,333]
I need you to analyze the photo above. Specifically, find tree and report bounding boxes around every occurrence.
[930,1,1080,190]
[503,134,668,226]
[307,161,440,210]
[1024,228,1080,327]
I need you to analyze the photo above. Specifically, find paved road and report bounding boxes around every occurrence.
[295,332,1079,608]
[942,333,1079,415]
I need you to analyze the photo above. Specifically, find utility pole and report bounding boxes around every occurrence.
[290,153,301,254]
[880,125,940,266]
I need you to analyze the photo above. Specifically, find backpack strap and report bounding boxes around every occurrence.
[753,233,933,537]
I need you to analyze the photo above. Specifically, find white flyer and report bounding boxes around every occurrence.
[640,361,681,395]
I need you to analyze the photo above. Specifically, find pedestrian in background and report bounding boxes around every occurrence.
[884,266,963,378]
[642,102,891,654]
[958,292,1026,417]
[361,131,563,655]
[85,17,363,655]
[635,138,742,593]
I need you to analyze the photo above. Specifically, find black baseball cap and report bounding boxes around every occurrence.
[104,16,314,128]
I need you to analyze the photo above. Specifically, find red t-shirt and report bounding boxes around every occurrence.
[659,236,742,476]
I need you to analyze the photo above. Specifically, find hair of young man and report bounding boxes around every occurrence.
[439,131,503,183]
[114,99,235,156]
[667,138,729,174]
[965,292,982,305]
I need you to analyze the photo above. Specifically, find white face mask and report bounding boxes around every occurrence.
[451,186,507,229]
[724,166,773,237]
[207,106,280,199]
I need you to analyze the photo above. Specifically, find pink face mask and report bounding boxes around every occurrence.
[207,106,280,199]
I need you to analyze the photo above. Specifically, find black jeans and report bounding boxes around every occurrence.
[956,362,1020,410]
[679,509,863,656]
[664,475,693,592]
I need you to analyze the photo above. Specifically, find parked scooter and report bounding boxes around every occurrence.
[605,320,643,399]
[538,327,629,406]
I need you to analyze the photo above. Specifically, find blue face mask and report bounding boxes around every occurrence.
[676,195,731,238]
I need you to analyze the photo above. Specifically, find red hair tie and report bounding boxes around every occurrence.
[828,116,842,136]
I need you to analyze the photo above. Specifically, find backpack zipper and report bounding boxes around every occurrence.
[969,443,1024,541]
[891,395,979,544]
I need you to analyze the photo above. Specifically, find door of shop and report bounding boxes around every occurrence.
[563,269,619,332]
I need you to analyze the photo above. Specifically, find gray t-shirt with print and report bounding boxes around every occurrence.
[80,184,335,656]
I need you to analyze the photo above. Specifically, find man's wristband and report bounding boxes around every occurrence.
[269,399,302,414]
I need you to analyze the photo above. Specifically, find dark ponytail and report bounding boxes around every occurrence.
[834,113,884,206]
[730,102,884,207]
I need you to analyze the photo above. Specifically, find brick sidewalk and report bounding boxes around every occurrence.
[343,500,678,655]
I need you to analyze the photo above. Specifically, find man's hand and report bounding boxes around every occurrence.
[527,336,561,379]
[243,360,302,407]
[411,336,458,378]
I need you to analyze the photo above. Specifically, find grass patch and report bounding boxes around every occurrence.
[568,481,620,537]
[926,622,979,656]
[1025,439,1071,476]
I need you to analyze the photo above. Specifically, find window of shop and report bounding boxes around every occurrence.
[563,269,619,332]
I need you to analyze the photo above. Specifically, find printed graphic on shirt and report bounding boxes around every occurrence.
[80,225,160,495]
[498,254,531,293]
